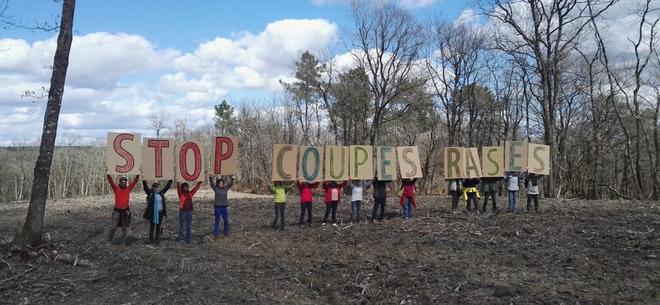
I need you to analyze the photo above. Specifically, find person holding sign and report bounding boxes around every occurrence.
[271,181,294,230]
[505,172,521,213]
[322,180,347,226]
[106,174,140,242]
[462,178,481,212]
[371,177,390,223]
[349,180,372,223]
[296,181,319,226]
[447,179,462,211]
[176,181,202,243]
[209,176,234,239]
[480,177,501,213]
[399,178,417,220]
[142,179,173,244]
[525,173,541,212]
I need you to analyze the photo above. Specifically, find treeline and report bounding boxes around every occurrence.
[1,0,658,203]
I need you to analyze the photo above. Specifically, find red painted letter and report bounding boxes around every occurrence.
[147,139,170,178]
[113,133,134,173]
[213,137,234,175]
[179,142,202,181]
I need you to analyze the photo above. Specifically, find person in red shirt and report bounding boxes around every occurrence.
[106,174,139,242]
[176,181,202,243]
[399,178,417,221]
[296,181,319,226]
[322,180,347,226]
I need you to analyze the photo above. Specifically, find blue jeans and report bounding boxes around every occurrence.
[350,201,362,222]
[402,197,413,219]
[214,206,229,237]
[508,191,518,212]
[178,211,193,242]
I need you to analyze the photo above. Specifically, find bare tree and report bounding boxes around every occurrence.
[150,113,168,138]
[19,0,75,246]
[350,1,426,145]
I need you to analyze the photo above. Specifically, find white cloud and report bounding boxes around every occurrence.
[0,19,340,144]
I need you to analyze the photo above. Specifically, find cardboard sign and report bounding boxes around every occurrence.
[444,147,465,179]
[272,144,298,181]
[176,141,205,182]
[212,136,238,176]
[527,143,550,175]
[481,146,504,177]
[350,145,373,180]
[298,146,324,182]
[396,146,423,179]
[324,146,349,181]
[505,141,528,172]
[376,146,397,181]
[142,138,175,181]
[464,147,482,178]
[106,132,141,175]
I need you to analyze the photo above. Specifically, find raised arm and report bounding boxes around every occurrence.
[128,175,140,190]
[226,177,235,189]
[176,182,182,196]
[190,181,203,196]
[309,182,320,188]
[162,180,173,194]
[363,180,372,189]
[209,176,218,191]
[142,180,151,194]
[107,175,118,191]
[338,181,347,189]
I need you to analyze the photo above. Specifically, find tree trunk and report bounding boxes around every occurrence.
[20,0,75,246]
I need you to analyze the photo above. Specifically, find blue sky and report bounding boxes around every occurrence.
[0,0,475,144]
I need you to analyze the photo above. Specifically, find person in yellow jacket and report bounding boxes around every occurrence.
[270,181,294,231]
[462,178,481,212]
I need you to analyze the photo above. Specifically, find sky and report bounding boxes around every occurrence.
[0,0,654,145]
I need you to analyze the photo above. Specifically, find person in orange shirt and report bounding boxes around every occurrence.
[176,181,203,243]
[106,174,139,242]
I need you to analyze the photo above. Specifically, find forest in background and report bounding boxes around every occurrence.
[1,0,658,203]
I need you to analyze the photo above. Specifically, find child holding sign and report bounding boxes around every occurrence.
[142,179,173,244]
[448,179,462,211]
[322,181,347,226]
[480,177,500,213]
[462,178,481,212]
[271,181,294,230]
[371,178,389,222]
[176,181,202,243]
[399,178,417,220]
[106,175,140,242]
[349,180,372,223]
[209,176,234,239]
[526,173,541,212]
[296,181,319,226]
[505,172,521,213]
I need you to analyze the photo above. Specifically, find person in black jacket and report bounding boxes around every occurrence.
[142,179,173,244]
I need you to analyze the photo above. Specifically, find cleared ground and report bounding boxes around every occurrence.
[0,190,658,304]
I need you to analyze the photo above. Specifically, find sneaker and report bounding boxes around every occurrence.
[322,223,327,226]
[332,223,338,227]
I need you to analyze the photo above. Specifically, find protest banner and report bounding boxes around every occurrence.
[298,146,324,182]
[271,144,298,181]
[376,146,397,181]
[464,147,482,178]
[527,143,550,175]
[505,141,528,172]
[106,132,141,175]
[142,138,175,181]
[396,146,423,179]
[324,146,349,181]
[212,136,238,176]
[444,147,465,179]
[349,145,373,180]
[176,141,205,182]
[481,146,504,177]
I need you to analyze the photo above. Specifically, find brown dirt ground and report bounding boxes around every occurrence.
[0,190,658,305]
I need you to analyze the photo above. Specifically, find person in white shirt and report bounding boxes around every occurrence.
[525,173,541,212]
[349,180,372,223]
[505,172,520,213]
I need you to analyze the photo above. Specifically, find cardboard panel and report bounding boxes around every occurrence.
[298,146,324,182]
[271,144,298,181]
[350,145,373,180]
[106,132,141,175]
[176,141,205,182]
[527,143,550,175]
[211,136,238,176]
[324,146,349,181]
[481,146,504,177]
[396,146,423,179]
[376,146,397,181]
[444,147,465,179]
[505,141,528,172]
[464,147,482,178]
[142,138,175,181]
